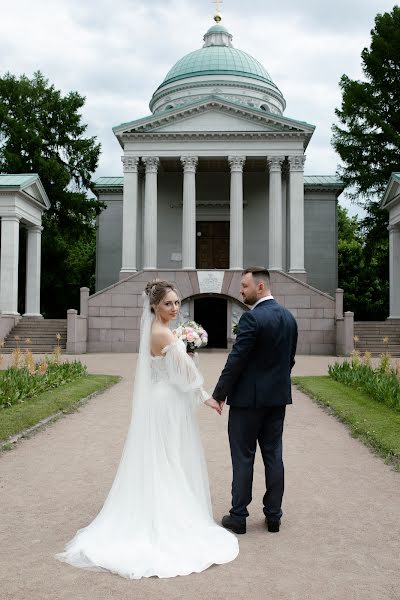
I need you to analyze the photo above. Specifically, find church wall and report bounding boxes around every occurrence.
[304,192,338,296]
[96,194,123,291]
[243,172,269,267]
[157,173,184,269]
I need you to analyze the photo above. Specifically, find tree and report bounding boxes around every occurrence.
[337,205,388,320]
[332,7,400,319]
[0,71,102,316]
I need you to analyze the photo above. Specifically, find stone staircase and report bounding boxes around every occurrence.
[1,318,67,354]
[354,321,400,356]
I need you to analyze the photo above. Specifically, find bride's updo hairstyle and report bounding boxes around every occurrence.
[144,279,179,313]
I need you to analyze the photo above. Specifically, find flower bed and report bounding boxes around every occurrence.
[328,351,400,413]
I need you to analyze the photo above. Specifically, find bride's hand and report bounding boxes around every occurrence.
[205,398,223,415]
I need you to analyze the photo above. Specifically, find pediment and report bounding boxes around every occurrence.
[150,109,275,133]
[22,179,51,209]
[381,174,400,209]
[113,98,315,140]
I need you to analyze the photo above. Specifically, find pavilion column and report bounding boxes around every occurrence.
[268,156,284,270]
[288,155,306,274]
[228,155,246,270]
[0,216,20,315]
[388,225,400,319]
[142,156,159,270]
[24,225,43,317]
[120,156,139,276]
[181,156,198,270]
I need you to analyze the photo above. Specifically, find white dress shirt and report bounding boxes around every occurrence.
[251,295,274,310]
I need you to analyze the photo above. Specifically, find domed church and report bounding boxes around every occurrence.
[88,12,345,354]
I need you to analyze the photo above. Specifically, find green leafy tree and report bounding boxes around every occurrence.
[0,71,102,316]
[338,205,388,320]
[332,7,400,319]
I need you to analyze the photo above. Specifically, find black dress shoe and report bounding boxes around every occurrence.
[222,515,246,534]
[265,518,281,532]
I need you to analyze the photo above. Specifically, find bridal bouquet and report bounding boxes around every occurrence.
[173,321,208,353]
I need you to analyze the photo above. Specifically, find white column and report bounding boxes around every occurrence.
[120,156,139,276]
[24,225,43,317]
[228,156,246,270]
[389,225,400,318]
[0,216,20,315]
[181,156,198,270]
[142,156,159,269]
[268,156,284,270]
[288,155,306,273]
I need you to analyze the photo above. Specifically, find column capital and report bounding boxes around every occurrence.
[288,155,306,172]
[267,156,284,172]
[388,224,400,232]
[121,156,139,173]
[228,156,246,172]
[142,156,160,173]
[180,156,198,173]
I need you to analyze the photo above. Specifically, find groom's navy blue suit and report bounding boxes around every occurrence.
[213,298,298,524]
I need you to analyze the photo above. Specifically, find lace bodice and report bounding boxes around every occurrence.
[151,355,169,384]
[149,340,209,403]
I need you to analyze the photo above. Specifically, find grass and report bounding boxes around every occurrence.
[0,374,120,444]
[293,376,400,470]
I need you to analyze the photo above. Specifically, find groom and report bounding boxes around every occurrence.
[211,267,298,534]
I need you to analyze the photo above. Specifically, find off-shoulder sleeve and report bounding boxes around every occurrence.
[162,339,209,404]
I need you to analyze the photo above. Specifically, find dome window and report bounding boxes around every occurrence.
[260,104,269,112]
[165,104,175,110]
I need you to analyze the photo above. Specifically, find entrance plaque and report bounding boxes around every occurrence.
[198,271,224,295]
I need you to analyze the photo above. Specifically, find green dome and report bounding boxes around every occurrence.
[159,46,274,89]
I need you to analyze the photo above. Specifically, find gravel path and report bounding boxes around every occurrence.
[0,353,399,600]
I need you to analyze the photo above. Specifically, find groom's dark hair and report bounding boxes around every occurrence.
[242,266,271,288]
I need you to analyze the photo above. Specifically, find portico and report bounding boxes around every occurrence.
[0,174,49,318]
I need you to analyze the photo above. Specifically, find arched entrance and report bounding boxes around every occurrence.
[194,296,227,348]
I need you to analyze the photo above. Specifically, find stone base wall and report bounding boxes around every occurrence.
[84,269,337,354]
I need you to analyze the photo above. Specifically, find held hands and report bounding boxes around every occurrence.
[205,397,225,415]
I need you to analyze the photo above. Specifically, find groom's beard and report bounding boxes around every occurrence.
[242,292,257,306]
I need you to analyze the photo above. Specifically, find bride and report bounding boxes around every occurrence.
[56,279,239,579]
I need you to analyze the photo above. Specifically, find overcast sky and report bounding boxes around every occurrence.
[0,0,397,213]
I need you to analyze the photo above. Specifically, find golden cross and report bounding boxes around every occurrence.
[212,0,223,13]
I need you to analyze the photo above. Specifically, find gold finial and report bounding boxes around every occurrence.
[212,0,223,22]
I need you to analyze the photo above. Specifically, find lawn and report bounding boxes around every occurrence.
[293,376,400,470]
[0,374,120,445]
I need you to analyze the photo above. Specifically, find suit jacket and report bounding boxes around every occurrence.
[213,299,298,408]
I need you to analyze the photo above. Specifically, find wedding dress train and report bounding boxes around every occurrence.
[56,300,238,579]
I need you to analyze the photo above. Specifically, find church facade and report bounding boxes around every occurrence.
[86,18,345,354]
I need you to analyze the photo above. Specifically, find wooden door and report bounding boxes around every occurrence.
[196,222,229,269]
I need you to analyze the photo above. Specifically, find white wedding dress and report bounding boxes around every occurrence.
[56,298,238,579]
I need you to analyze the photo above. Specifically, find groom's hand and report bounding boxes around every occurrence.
[205,397,223,415]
